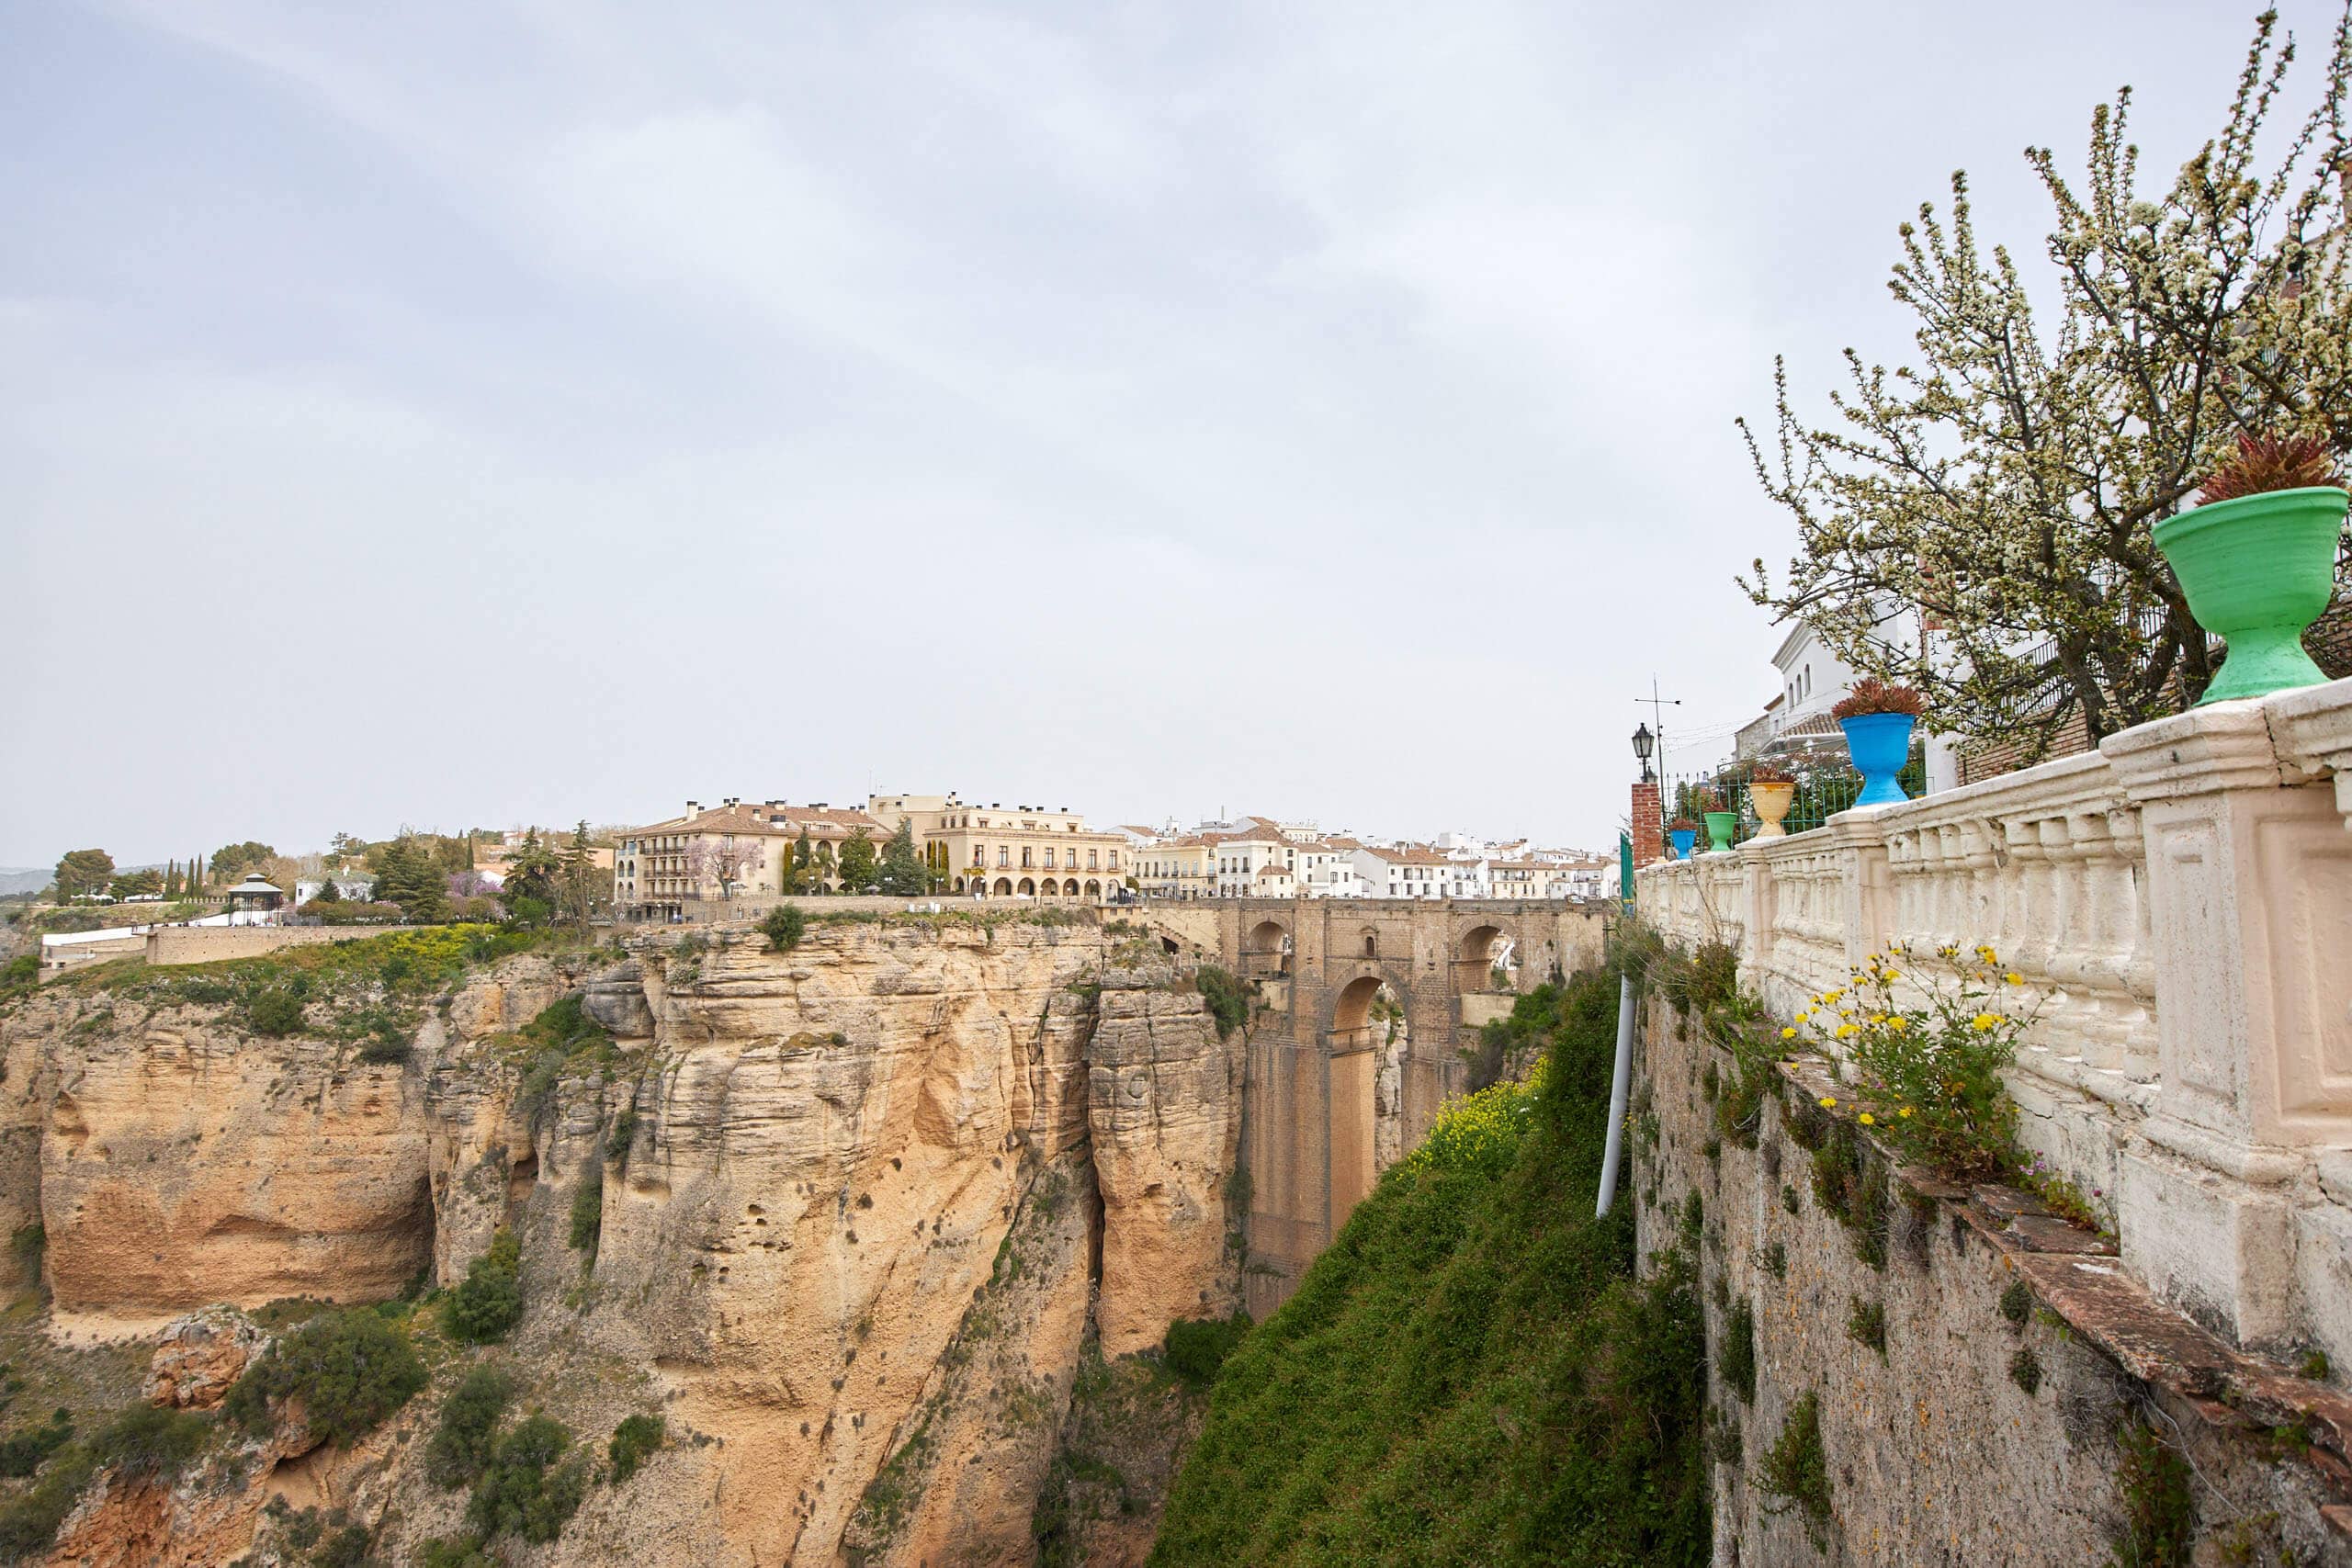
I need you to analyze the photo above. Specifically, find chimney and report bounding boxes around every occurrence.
[685,801,701,820]
[1630,781,1664,868]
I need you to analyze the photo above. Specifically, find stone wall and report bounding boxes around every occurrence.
[144,924,384,966]
[1639,676,2352,1376]
[1634,993,2352,1566]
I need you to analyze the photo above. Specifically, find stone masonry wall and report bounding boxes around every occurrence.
[1634,990,2352,1566]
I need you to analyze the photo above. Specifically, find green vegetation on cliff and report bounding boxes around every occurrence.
[1152,971,1710,1566]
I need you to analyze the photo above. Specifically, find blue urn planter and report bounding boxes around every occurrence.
[1668,827,1698,860]
[1839,713,1916,807]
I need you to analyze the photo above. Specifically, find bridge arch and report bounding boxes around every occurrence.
[1453,922,1509,993]
[1244,919,1292,977]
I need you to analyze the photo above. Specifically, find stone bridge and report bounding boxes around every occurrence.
[1128,897,1608,1316]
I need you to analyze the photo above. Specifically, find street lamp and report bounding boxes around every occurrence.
[1631,723,1655,782]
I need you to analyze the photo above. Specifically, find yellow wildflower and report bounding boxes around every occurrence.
[1836,1023,1859,1038]
[1899,1107,1915,1119]
[1883,969,1900,982]
[1859,1112,1875,1126]
[1887,1017,1908,1033]
[1976,944,1998,964]
[1817,1097,1837,1109]
[1781,1027,1798,1040]
[1795,1010,1811,1023]
[2005,972,2024,987]
[1971,1013,1998,1032]
[1938,944,1958,958]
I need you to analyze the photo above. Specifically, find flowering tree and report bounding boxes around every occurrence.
[1742,7,2352,756]
[686,836,763,901]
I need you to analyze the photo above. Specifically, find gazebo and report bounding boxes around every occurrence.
[223,874,287,923]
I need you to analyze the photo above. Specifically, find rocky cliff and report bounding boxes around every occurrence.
[0,914,1244,1566]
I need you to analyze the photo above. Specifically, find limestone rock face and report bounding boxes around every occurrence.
[1088,971,1243,1355]
[143,1306,268,1409]
[36,1022,431,1322]
[0,917,1247,1567]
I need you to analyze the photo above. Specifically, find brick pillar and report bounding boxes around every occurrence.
[1631,781,1663,867]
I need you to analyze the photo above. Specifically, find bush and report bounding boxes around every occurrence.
[247,988,308,1037]
[1193,966,1249,1041]
[0,1411,73,1477]
[569,1163,604,1253]
[0,1444,95,1560]
[356,1030,412,1065]
[608,1414,664,1483]
[1162,1314,1252,1389]
[760,904,807,953]
[467,1414,588,1543]
[442,1230,525,1344]
[1758,1390,1833,1551]
[227,1306,427,1446]
[1720,1298,1757,1403]
[87,1402,211,1479]
[426,1366,515,1488]
[413,1534,499,1568]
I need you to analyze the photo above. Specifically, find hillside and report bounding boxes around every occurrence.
[1152,969,1711,1566]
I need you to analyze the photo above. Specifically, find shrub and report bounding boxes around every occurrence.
[467,1414,588,1543]
[0,1444,96,1560]
[227,1306,427,1445]
[356,1030,412,1065]
[426,1367,515,1488]
[2114,1416,2196,1565]
[0,1411,73,1477]
[1758,1390,1833,1551]
[1405,1072,1543,1180]
[1163,1314,1252,1389]
[413,1534,499,1568]
[2009,1346,2042,1396]
[760,904,807,953]
[442,1230,524,1344]
[568,1163,604,1254]
[1848,1298,1886,1355]
[608,1414,664,1483]
[2000,1278,2034,1327]
[87,1402,211,1479]
[1719,1298,1757,1403]
[1193,967,1249,1041]
[247,988,307,1037]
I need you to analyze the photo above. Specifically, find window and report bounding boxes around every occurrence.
[1044,849,1056,868]
[998,847,1010,867]
[1022,847,1033,868]
[1088,850,1098,868]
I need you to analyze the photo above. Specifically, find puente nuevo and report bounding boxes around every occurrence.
[1125,897,1605,1314]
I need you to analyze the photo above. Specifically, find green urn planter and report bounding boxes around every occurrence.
[1703,811,1738,852]
[2154,486,2347,704]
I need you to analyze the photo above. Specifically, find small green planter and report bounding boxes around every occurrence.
[2154,485,2347,704]
[1703,811,1738,852]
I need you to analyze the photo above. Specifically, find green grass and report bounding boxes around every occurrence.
[1151,970,1710,1567]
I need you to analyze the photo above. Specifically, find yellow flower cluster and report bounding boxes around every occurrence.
[1406,1070,1542,1176]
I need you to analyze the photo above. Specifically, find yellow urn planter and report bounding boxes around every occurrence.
[1749,782,1796,839]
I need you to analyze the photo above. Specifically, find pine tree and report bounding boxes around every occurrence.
[877,818,926,897]
[559,821,600,928]
[837,829,877,895]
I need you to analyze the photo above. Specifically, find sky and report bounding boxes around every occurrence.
[3,0,2341,867]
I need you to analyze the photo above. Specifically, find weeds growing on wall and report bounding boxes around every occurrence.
[2112,1416,2196,1566]
[1152,967,1711,1566]
[1792,943,2036,1185]
[1758,1390,1834,1551]
[1721,1299,1757,1404]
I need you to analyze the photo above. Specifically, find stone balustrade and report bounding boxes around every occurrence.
[1636,676,2352,1372]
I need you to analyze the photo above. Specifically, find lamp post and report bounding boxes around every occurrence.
[1631,723,1655,782]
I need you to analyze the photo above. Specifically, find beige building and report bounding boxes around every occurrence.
[1134,836,1215,899]
[615,799,894,919]
[865,793,1128,897]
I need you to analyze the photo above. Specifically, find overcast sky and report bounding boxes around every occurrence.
[3,0,2337,866]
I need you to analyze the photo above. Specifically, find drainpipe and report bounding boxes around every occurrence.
[1595,970,1635,1217]
[1596,829,1636,1218]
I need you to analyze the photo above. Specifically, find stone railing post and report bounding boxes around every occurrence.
[1828,808,1895,980]
[2100,687,2352,1353]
